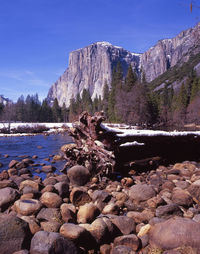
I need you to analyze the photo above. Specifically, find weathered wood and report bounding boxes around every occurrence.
[64,111,200,175]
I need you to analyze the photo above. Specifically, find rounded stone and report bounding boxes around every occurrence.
[67,165,90,186]
[40,192,62,208]
[14,199,42,216]
[77,203,100,224]
[129,184,156,202]
[149,216,200,251]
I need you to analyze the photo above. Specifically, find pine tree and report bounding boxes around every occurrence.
[61,103,69,122]
[124,65,137,91]
[52,98,62,122]
[101,82,109,117]
[40,99,53,122]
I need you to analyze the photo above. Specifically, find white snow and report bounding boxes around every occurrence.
[101,123,200,137]
[131,52,142,57]
[120,141,145,147]
[0,122,73,137]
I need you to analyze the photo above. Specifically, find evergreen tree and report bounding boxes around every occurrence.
[190,77,200,102]
[102,82,109,117]
[40,99,53,122]
[61,103,69,122]
[124,65,137,91]
[52,98,62,122]
[16,95,25,122]
[81,89,92,113]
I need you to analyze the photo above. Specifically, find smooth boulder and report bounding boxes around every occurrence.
[67,165,90,185]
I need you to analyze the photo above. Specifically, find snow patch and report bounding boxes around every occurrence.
[120,141,145,147]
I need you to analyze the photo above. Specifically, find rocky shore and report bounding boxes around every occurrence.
[0,156,200,253]
[1,112,200,253]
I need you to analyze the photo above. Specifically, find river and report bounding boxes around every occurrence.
[0,133,73,178]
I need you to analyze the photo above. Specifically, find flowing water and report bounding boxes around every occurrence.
[0,133,73,178]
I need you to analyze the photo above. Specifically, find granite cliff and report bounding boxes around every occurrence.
[47,22,200,107]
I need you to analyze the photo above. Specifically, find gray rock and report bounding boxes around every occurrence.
[155,204,183,218]
[67,165,90,186]
[149,216,200,251]
[0,187,18,210]
[0,214,31,254]
[37,208,62,222]
[129,184,156,202]
[111,216,136,235]
[30,231,78,254]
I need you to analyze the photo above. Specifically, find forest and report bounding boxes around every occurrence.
[1,60,200,128]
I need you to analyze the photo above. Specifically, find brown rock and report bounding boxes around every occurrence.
[70,187,92,206]
[111,216,136,235]
[61,203,76,223]
[8,167,18,176]
[0,214,31,254]
[127,210,154,224]
[67,165,90,186]
[111,245,136,254]
[60,223,87,245]
[171,189,193,207]
[37,208,62,223]
[19,215,40,235]
[0,170,9,180]
[40,192,62,208]
[30,231,79,254]
[77,203,100,223]
[102,203,120,215]
[0,187,19,210]
[113,234,140,251]
[9,159,19,168]
[40,221,61,232]
[129,184,156,202]
[149,216,200,251]
[155,204,183,218]
[14,199,42,216]
[41,165,56,173]
[19,180,39,192]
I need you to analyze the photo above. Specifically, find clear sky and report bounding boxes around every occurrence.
[0,0,199,102]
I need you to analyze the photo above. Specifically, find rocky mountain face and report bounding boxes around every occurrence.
[47,22,200,107]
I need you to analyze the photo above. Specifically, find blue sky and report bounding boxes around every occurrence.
[0,0,199,102]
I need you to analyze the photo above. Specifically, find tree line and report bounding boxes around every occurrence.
[1,62,200,127]
[68,61,200,128]
[0,94,68,123]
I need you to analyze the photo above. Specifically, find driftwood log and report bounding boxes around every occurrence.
[64,111,200,176]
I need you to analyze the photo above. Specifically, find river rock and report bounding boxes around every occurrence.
[0,187,19,210]
[0,214,31,254]
[111,216,136,235]
[30,231,79,254]
[171,189,193,207]
[0,170,9,180]
[41,165,56,173]
[70,187,91,206]
[14,199,42,215]
[88,218,109,245]
[61,203,76,223]
[12,250,29,254]
[111,245,136,254]
[60,223,88,245]
[127,210,154,224]
[9,159,19,168]
[129,184,156,202]
[155,204,183,218]
[40,221,61,232]
[149,216,200,251]
[19,215,41,235]
[102,203,120,215]
[8,167,18,176]
[77,203,100,223]
[67,165,90,185]
[113,234,140,251]
[40,191,62,208]
[54,181,69,198]
[19,180,39,193]
[0,179,17,189]
[37,208,62,223]
[43,177,57,186]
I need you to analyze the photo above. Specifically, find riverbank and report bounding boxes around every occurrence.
[0,154,200,253]
[0,122,73,136]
